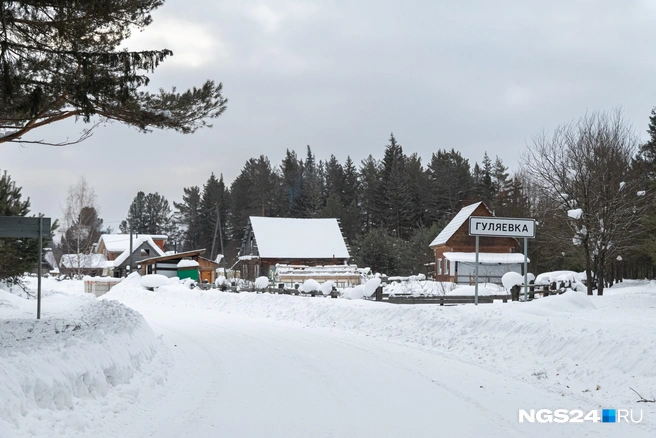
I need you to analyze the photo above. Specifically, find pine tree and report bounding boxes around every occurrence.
[0,170,41,281]
[0,0,227,145]
[120,191,173,236]
[119,191,147,233]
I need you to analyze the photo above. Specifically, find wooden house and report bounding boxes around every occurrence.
[108,236,167,277]
[429,202,526,284]
[96,234,167,263]
[239,216,351,281]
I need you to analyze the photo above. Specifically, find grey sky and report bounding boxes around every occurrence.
[3,0,656,229]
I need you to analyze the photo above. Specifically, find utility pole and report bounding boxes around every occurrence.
[129,223,133,276]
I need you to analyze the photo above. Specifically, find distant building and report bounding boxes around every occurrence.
[93,234,167,277]
[238,216,351,281]
[429,202,526,284]
[59,253,108,277]
[139,249,221,284]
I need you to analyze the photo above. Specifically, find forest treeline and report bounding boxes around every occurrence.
[4,109,656,285]
[113,133,533,276]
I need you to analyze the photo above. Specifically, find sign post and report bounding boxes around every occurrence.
[469,216,536,305]
[0,216,52,319]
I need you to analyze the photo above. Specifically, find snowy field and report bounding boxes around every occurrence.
[1,275,655,437]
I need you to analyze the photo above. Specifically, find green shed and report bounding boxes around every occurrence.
[177,259,200,281]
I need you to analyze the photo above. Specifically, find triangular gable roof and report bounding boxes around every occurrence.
[248,217,350,259]
[430,202,492,247]
[97,234,167,253]
[139,249,206,265]
[111,236,166,267]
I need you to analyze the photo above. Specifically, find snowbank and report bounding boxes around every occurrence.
[0,286,161,436]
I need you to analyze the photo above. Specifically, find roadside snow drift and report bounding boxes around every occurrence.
[0,280,160,437]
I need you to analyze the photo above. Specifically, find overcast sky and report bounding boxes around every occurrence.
[3,0,656,229]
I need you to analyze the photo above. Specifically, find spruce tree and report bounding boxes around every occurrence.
[301,146,323,217]
[427,149,472,221]
[376,133,413,238]
[0,170,41,281]
[173,186,202,252]
[359,155,382,231]
[280,149,304,216]
[199,173,230,258]
[324,154,344,201]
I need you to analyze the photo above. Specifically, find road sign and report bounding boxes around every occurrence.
[469,216,535,239]
[0,216,51,319]
[468,215,535,305]
[0,216,51,238]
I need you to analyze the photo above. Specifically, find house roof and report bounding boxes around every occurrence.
[443,252,529,264]
[111,236,166,267]
[98,234,168,253]
[430,202,487,247]
[248,216,350,259]
[60,253,109,269]
[139,249,207,265]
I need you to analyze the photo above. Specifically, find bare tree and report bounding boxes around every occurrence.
[60,177,104,276]
[521,109,653,295]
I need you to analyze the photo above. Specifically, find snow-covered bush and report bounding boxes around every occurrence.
[254,276,270,290]
[343,285,366,300]
[363,277,381,298]
[299,279,321,293]
[319,281,335,296]
[215,275,228,291]
[502,272,524,290]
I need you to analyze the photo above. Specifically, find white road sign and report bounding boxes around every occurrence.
[469,216,535,238]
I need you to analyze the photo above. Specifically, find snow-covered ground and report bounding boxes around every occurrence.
[1,275,655,437]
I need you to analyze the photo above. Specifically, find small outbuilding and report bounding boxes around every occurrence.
[139,249,221,284]
[238,216,351,281]
[429,202,526,284]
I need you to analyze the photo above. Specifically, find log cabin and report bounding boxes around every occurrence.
[429,202,527,284]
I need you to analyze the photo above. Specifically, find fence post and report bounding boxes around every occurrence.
[375,286,383,301]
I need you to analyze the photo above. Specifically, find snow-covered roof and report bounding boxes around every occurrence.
[249,217,350,259]
[443,252,529,264]
[112,237,166,267]
[98,234,167,253]
[177,259,199,268]
[430,202,483,247]
[44,251,58,269]
[60,253,109,269]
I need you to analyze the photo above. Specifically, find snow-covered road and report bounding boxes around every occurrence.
[113,307,646,438]
[3,277,655,437]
